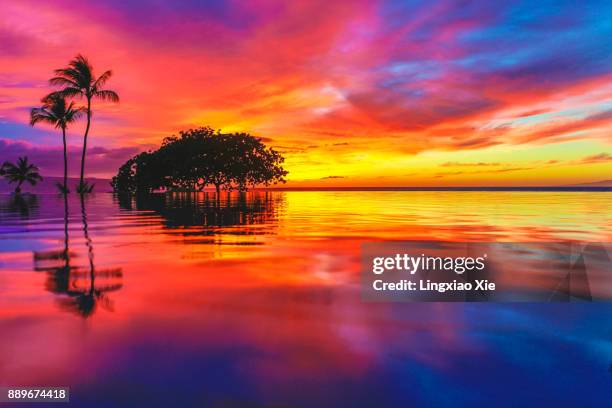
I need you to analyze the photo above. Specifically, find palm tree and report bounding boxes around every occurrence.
[50,54,119,193]
[30,94,83,193]
[1,156,43,193]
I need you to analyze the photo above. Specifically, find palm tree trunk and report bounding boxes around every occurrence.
[62,126,68,194]
[81,194,95,291]
[79,98,92,190]
[63,191,70,269]
[15,180,23,193]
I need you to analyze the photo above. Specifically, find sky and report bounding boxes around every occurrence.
[0,0,611,186]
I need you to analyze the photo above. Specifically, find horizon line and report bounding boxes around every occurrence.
[3,186,611,194]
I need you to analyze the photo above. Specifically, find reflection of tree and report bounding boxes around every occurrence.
[0,194,39,218]
[33,195,123,318]
[35,194,73,296]
[116,192,282,230]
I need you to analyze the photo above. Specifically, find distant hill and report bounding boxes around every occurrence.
[569,180,612,187]
[0,176,112,193]
[2,178,611,193]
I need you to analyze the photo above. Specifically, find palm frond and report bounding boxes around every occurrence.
[65,102,86,122]
[72,54,93,70]
[56,182,70,194]
[52,55,94,90]
[55,66,87,83]
[31,93,84,129]
[60,87,84,98]
[69,55,93,84]
[2,162,17,170]
[30,107,58,127]
[76,181,95,193]
[94,89,119,103]
[5,175,20,184]
[26,175,43,185]
[49,75,80,88]
[26,162,40,172]
[41,91,62,103]
[93,70,113,89]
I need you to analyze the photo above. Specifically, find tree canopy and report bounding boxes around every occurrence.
[111,127,287,193]
[1,156,43,193]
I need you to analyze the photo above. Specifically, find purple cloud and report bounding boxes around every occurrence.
[0,139,140,177]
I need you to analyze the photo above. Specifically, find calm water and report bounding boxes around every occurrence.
[0,191,611,407]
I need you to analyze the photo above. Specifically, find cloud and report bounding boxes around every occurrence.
[434,166,535,178]
[580,153,612,164]
[514,108,551,118]
[516,109,612,144]
[0,138,140,177]
[0,0,611,185]
[440,162,500,167]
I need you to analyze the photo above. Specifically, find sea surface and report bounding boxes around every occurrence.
[0,191,611,407]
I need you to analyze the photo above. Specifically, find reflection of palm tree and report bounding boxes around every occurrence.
[73,194,97,316]
[58,195,122,317]
[30,94,84,193]
[35,193,72,293]
[50,54,119,193]
[0,194,39,218]
[33,195,123,318]
[0,157,43,193]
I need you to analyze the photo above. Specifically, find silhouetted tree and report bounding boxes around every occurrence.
[30,94,83,193]
[111,127,287,194]
[224,132,288,191]
[50,54,119,193]
[1,157,43,193]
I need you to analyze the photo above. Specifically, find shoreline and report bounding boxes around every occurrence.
[1,186,612,195]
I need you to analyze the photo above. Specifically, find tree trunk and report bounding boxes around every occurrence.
[215,183,221,206]
[62,191,70,269]
[15,180,23,193]
[79,97,92,191]
[62,126,68,194]
[80,195,96,299]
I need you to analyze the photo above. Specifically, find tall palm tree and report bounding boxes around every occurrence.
[30,94,83,193]
[0,156,43,193]
[50,54,119,193]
